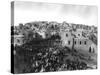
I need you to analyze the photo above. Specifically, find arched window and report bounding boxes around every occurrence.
[89,47,91,53]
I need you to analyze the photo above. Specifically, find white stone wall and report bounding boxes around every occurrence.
[60,31,97,54]
[60,32,73,49]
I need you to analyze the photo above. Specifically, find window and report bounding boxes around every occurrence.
[80,41,81,45]
[74,41,76,44]
[68,41,70,45]
[17,39,20,43]
[84,41,86,45]
[78,34,80,36]
[66,34,68,37]
[89,47,91,53]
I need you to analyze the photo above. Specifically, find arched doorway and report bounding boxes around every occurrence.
[89,47,91,53]
[89,46,95,53]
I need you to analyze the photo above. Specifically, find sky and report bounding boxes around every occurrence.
[14,1,98,26]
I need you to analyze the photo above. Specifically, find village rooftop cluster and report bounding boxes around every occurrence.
[12,21,97,73]
[12,21,97,53]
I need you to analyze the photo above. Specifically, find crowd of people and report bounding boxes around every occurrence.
[14,35,89,73]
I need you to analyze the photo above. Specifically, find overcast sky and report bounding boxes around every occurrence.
[14,1,97,26]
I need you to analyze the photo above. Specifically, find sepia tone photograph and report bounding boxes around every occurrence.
[11,1,98,74]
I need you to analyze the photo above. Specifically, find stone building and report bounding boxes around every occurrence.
[60,31,97,54]
[74,38,97,53]
[60,31,74,49]
[14,35,25,46]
